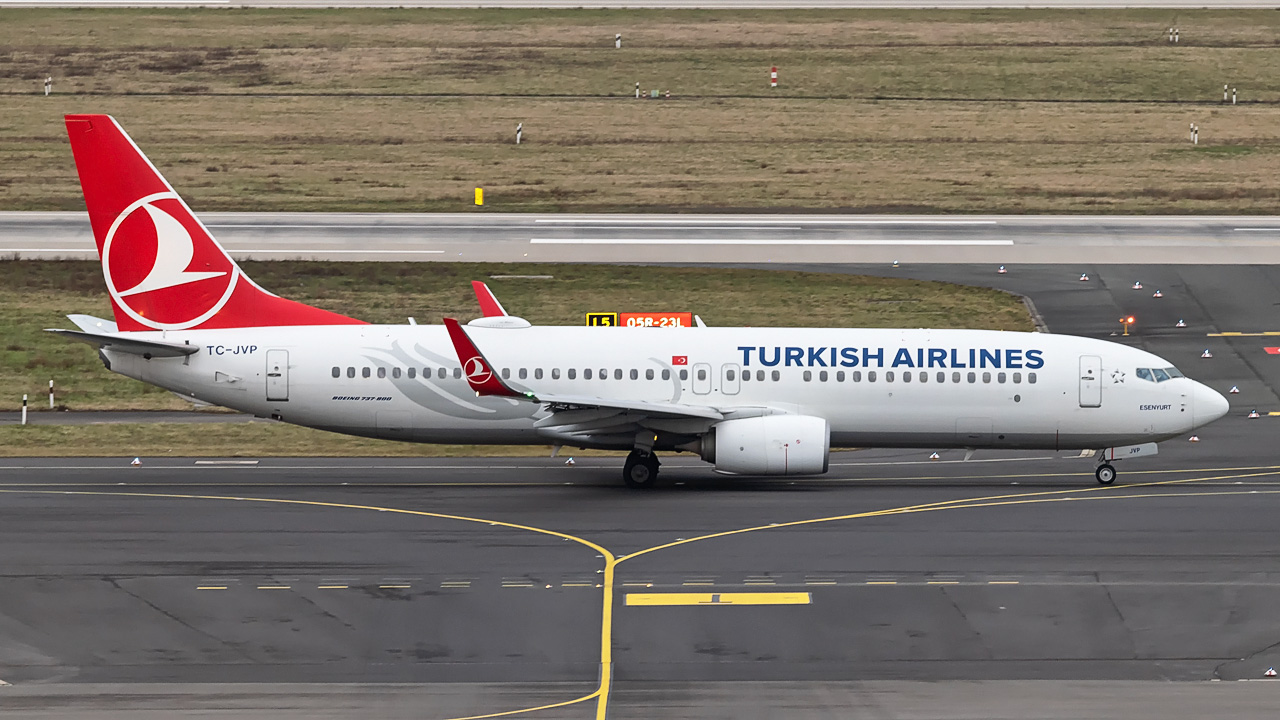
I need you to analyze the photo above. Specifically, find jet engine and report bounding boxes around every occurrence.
[700,415,830,475]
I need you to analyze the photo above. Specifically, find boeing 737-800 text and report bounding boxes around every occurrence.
[53,114,1230,487]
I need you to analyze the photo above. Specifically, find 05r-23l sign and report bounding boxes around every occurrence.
[586,312,693,328]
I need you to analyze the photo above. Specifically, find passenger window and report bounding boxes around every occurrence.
[585,369,593,380]
[1153,368,1171,382]
[407,367,416,379]
[819,370,828,382]
[519,368,528,380]
[362,367,371,378]
[902,371,911,383]
[1136,368,1153,382]
[392,367,401,379]
[662,369,671,380]
[771,370,780,381]
[552,368,560,380]
[615,369,623,380]
[937,372,945,383]
[982,372,991,383]
[630,369,638,380]
[920,371,928,383]
[1028,372,1037,384]
[967,372,976,383]
[741,370,750,382]
[886,371,895,383]
[377,367,386,379]
[997,372,1006,383]
[680,369,688,381]
[836,371,845,382]
[500,368,509,379]
[347,367,355,378]
[727,369,736,381]
[534,368,543,380]
[568,369,577,380]
[438,368,447,379]
[646,369,654,380]
[852,371,862,382]
[868,371,877,382]
[803,370,812,382]
[1012,372,1020,384]
[600,368,607,380]
[331,366,340,378]
[452,367,461,379]
[756,370,765,381]
[952,371,960,383]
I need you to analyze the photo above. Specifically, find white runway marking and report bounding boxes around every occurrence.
[535,218,998,226]
[1232,228,1280,232]
[531,238,1014,246]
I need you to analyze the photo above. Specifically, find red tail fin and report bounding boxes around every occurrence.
[64,114,365,331]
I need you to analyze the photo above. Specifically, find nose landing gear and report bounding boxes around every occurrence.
[623,450,660,488]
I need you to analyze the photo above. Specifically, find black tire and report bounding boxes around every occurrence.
[623,451,660,489]
[1095,463,1117,485]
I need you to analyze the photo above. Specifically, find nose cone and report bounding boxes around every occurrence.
[1192,382,1230,426]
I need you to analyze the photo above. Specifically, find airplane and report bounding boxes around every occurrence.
[53,114,1231,488]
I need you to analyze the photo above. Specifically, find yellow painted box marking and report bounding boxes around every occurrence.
[625,592,811,606]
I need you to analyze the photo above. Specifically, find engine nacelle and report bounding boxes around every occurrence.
[702,415,830,476]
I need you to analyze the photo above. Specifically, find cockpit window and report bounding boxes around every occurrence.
[1137,366,1183,382]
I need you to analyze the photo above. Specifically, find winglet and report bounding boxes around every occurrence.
[471,281,508,317]
[443,318,523,398]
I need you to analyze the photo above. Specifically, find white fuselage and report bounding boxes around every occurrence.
[103,324,1227,452]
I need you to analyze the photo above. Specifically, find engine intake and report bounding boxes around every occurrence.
[702,415,830,476]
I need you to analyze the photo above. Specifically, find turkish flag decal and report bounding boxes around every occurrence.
[672,355,688,365]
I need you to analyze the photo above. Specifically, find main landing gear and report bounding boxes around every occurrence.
[623,449,660,489]
[1095,463,1117,485]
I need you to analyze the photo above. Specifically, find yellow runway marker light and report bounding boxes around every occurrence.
[625,592,811,606]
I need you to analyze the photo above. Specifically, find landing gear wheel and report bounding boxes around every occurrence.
[1095,463,1117,485]
[623,450,660,489]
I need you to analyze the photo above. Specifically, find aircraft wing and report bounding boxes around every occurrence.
[442,318,723,424]
[46,328,198,358]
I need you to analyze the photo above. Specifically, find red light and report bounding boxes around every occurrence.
[1127,316,1135,324]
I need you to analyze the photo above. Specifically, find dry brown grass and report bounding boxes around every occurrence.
[4,8,1280,213]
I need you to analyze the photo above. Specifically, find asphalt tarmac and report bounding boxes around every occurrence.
[3,263,1280,717]
[9,212,1280,264]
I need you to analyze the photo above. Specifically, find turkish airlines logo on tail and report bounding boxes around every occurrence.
[102,193,238,330]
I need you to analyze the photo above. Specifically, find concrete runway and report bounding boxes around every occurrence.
[4,263,1280,717]
[8,212,1280,264]
[5,1,1280,7]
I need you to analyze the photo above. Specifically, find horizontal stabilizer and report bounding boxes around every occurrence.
[46,328,198,358]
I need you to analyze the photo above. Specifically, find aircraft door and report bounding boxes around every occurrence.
[721,363,741,395]
[1079,355,1102,408]
[692,362,712,395]
[266,349,289,401]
